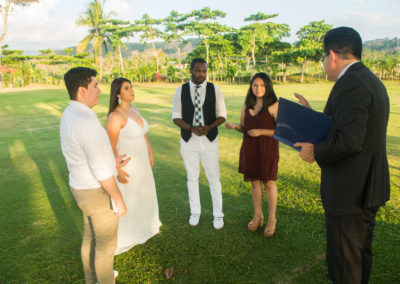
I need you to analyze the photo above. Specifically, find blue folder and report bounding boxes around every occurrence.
[272,97,332,151]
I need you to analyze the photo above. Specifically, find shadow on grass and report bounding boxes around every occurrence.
[387,135,400,157]
[0,94,84,282]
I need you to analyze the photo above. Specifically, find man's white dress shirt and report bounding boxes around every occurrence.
[60,101,116,190]
[338,61,360,80]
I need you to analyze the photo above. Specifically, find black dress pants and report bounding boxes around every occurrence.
[325,207,379,284]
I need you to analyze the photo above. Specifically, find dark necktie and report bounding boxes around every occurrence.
[194,86,202,126]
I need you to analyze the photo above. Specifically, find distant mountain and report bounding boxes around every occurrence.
[364,38,400,53]
[122,38,201,57]
[48,38,201,58]
[33,37,400,57]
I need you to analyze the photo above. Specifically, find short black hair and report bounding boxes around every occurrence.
[190,58,207,69]
[64,67,97,100]
[324,27,362,60]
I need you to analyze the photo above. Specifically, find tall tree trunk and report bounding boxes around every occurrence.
[300,57,306,83]
[281,62,287,83]
[118,45,124,77]
[98,43,103,83]
[205,39,209,81]
[251,35,256,72]
[177,44,183,82]
[177,43,182,69]
[0,0,12,87]
[152,41,159,73]
[0,1,11,46]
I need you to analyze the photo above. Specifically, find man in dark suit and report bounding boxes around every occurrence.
[294,27,390,283]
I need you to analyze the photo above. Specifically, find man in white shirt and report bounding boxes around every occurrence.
[60,67,127,284]
[172,58,227,230]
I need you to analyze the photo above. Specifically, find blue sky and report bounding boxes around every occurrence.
[5,0,400,52]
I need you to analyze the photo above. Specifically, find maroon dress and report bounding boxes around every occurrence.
[239,108,279,182]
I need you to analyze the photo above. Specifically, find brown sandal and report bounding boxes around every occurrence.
[248,215,264,231]
[264,218,276,237]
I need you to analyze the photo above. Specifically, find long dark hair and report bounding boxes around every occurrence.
[108,77,132,115]
[244,72,277,114]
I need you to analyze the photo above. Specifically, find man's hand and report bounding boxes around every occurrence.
[99,176,127,217]
[191,126,203,136]
[199,125,210,136]
[294,93,312,109]
[294,142,315,163]
[247,129,262,137]
[114,199,127,217]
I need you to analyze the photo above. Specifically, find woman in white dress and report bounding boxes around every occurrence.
[106,77,161,255]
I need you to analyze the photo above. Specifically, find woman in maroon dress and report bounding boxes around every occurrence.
[226,72,279,237]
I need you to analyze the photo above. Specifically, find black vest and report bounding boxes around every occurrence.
[181,82,218,142]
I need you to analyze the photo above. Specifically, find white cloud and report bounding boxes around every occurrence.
[104,0,134,21]
[4,0,135,50]
[4,0,85,50]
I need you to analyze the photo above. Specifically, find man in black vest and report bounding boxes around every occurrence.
[295,27,390,283]
[172,58,227,230]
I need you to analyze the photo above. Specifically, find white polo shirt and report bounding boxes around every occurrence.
[60,100,116,190]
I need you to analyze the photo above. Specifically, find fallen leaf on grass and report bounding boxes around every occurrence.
[165,267,174,279]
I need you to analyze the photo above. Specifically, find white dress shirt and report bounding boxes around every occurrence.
[60,101,116,190]
[172,80,227,123]
[338,60,360,80]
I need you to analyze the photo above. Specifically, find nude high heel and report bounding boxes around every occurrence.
[248,215,264,232]
[264,218,276,238]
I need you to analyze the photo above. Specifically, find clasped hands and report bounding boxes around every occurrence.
[191,125,210,136]
[115,154,131,184]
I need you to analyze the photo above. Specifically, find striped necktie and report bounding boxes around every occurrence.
[193,85,202,126]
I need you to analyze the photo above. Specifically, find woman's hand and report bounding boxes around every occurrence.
[225,122,237,130]
[149,153,154,167]
[247,129,262,137]
[117,167,130,184]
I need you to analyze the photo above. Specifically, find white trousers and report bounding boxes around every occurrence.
[180,136,224,218]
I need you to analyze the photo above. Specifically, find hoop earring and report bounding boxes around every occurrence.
[118,97,121,104]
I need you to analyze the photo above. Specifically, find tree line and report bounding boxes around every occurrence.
[1,0,400,88]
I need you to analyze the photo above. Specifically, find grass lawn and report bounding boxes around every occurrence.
[0,81,399,283]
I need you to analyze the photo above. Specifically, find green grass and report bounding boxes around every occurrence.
[0,81,399,283]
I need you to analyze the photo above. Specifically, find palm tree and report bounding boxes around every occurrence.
[76,0,113,82]
[135,14,163,73]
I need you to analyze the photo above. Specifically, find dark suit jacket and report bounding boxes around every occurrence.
[314,62,390,216]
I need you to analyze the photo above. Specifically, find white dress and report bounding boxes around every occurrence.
[114,113,161,255]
